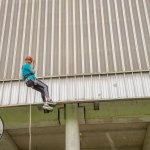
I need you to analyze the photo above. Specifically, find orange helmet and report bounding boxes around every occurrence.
[25,56,33,62]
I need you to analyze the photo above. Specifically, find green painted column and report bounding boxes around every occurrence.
[65,104,80,150]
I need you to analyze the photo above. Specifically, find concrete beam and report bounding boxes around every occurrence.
[142,123,150,150]
[0,131,19,150]
[0,100,150,129]
[65,104,80,150]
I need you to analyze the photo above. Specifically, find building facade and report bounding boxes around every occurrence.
[0,0,150,149]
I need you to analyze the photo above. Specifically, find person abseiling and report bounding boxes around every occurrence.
[22,56,56,110]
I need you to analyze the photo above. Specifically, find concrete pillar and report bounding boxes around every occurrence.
[142,123,150,150]
[65,104,80,150]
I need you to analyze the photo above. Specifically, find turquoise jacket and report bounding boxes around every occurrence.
[22,63,36,80]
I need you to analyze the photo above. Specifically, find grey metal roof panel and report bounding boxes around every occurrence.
[0,73,150,107]
[0,0,150,80]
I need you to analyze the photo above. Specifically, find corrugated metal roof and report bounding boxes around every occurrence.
[0,0,149,80]
[0,73,150,107]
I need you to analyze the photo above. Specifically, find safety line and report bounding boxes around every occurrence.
[29,93,32,150]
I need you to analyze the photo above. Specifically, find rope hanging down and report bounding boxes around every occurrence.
[29,89,32,150]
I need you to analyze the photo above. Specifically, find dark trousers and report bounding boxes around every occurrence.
[26,78,49,102]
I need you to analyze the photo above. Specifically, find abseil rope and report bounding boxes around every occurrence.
[29,89,32,150]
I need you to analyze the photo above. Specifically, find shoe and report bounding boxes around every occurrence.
[47,99,56,107]
[42,103,53,111]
